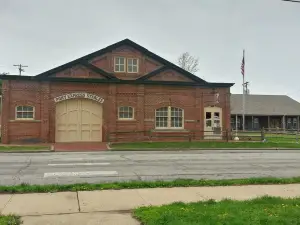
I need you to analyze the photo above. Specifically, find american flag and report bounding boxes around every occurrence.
[241,50,245,76]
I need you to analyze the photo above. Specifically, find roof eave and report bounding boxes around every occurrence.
[0,75,233,88]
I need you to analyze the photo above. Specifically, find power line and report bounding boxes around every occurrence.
[282,0,300,3]
[13,64,28,76]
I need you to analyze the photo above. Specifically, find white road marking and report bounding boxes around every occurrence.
[48,163,110,166]
[44,171,118,178]
[49,157,106,161]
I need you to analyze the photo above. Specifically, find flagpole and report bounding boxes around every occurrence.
[242,49,245,131]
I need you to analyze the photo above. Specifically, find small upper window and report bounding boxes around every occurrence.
[114,57,125,72]
[118,106,134,120]
[127,58,138,73]
[16,106,34,120]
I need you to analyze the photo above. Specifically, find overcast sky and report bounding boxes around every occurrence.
[1,0,299,100]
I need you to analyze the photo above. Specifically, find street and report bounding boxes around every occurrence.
[0,150,300,186]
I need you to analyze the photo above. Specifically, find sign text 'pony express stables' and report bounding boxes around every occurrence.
[54,93,104,103]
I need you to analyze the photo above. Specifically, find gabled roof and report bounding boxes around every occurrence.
[0,39,234,88]
[36,38,208,84]
[231,94,300,116]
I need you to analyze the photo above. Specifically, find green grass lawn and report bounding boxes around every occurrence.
[0,215,21,225]
[0,146,49,151]
[134,197,300,225]
[234,132,300,143]
[111,141,300,149]
[1,177,300,194]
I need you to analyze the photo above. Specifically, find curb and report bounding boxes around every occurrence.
[0,150,54,153]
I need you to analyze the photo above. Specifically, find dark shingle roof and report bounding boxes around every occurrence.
[231,94,300,116]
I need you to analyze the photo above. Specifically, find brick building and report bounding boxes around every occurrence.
[0,39,233,144]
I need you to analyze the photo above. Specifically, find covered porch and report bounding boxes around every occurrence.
[231,115,300,131]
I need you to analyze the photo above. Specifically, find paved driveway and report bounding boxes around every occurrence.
[0,150,300,185]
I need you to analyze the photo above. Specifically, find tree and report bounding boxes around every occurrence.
[177,52,199,74]
[0,72,9,75]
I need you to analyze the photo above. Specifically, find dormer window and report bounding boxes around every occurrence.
[127,58,138,73]
[114,57,125,72]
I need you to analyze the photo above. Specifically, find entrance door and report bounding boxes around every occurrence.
[204,107,222,139]
[55,99,103,142]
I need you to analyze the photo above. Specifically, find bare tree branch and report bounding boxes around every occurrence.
[177,52,199,74]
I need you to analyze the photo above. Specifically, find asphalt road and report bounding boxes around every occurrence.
[0,150,300,186]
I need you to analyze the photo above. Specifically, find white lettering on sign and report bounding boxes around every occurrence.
[54,92,104,103]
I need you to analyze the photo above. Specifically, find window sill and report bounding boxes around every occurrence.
[151,129,189,133]
[117,119,136,122]
[10,120,41,123]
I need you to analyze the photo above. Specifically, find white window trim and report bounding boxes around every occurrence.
[155,106,184,129]
[127,58,139,73]
[15,105,35,120]
[114,57,126,73]
[118,106,135,120]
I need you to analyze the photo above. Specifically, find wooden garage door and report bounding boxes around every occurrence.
[55,99,103,142]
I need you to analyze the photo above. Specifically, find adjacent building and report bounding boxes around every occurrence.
[0,39,233,144]
[231,94,300,131]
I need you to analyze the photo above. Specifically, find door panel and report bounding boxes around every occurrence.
[204,107,222,138]
[55,99,103,142]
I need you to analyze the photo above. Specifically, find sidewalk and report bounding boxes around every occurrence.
[1,184,300,225]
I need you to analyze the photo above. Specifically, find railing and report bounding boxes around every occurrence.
[108,129,232,143]
[232,129,300,143]
[108,128,300,143]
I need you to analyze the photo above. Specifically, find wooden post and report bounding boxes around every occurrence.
[226,129,229,142]
[282,115,285,131]
[297,116,299,133]
[261,127,265,141]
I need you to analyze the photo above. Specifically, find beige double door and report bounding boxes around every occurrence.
[204,107,222,138]
[55,99,103,142]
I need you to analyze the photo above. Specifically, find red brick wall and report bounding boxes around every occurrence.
[0,44,232,144]
[1,79,231,144]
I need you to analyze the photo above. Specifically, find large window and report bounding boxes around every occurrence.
[155,107,183,129]
[15,106,34,120]
[127,58,138,73]
[114,57,126,72]
[118,106,134,120]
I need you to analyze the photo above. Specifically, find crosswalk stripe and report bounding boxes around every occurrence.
[44,171,118,178]
[47,163,110,166]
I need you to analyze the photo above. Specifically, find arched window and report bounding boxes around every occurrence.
[155,107,183,129]
[15,106,35,120]
[118,106,134,120]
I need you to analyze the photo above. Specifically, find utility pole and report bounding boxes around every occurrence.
[244,82,249,94]
[13,64,28,76]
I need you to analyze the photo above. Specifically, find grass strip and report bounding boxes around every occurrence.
[0,146,49,151]
[134,196,300,225]
[1,177,300,194]
[0,215,21,225]
[111,141,300,149]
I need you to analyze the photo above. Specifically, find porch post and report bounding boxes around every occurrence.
[252,116,254,131]
[282,115,285,131]
[235,114,238,131]
[298,116,299,133]
[268,116,270,130]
